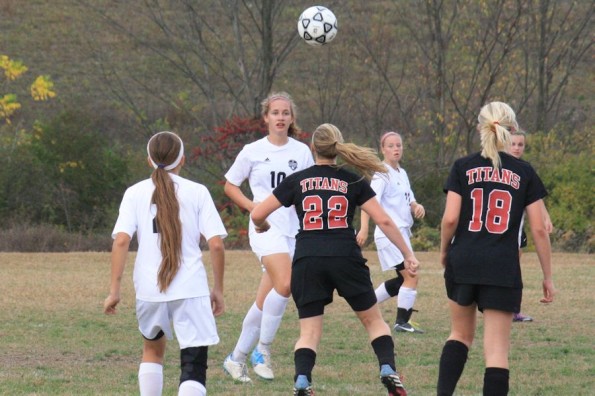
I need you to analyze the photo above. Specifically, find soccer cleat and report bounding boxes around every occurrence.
[293,374,315,396]
[394,321,425,334]
[250,345,274,380]
[223,354,251,383]
[380,364,407,396]
[394,308,425,333]
[513,313,533,322]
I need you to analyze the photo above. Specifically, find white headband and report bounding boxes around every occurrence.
[147,131,184,171]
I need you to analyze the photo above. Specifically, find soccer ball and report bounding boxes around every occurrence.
[297,6,338,47]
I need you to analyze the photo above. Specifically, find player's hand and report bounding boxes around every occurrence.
[254,220,270,233]
[412,203,425,219]
[211,288,225,317]
[544,218,554,234]
[404,255,420,276]
[440,251,447,269]
[356,229,368,247]
[540,279,556,303]
[103,293,120,315]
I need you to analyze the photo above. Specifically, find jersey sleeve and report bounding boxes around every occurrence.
[224,146,251,187]
[197,185,228,241]
[370,172,387,199]
[356,179,377,206]
[272,172,297,208]
[524,165,548,207]
[112,187,137,239]
[444,160,463,195]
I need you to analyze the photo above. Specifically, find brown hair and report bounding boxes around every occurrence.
[311,123,387,180]
[260,91,300,137]
[147,131,183,292]
[477,101,519,169]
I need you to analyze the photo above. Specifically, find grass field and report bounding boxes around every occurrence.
[0,251,593,395]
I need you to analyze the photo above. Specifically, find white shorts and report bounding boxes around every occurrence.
[249,227,295,264]
[376,232,412,272]
[136,297,219,349]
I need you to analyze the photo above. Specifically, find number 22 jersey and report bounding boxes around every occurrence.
[273,165,376,261]
[443,152,547,288]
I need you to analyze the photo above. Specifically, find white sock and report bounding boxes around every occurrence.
[178,380,206,396]
[397,287,417,310]
[139,362,163,396]
[375,282,391,304]
[232,303,262,362]
[260,289,289,345]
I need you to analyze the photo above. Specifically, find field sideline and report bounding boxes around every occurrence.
[1,252,593,395]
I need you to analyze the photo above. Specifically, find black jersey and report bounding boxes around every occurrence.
[443,152,547,288]
[273,165,376,260]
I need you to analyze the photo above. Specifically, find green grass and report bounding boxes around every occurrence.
[0,251,593,395]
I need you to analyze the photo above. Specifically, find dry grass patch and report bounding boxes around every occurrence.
[0,252,593,395]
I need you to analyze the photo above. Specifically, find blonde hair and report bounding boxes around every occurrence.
[147,131,183,293]
[260,91,300,137]
[477,102,519,169]
[311,123,387,180]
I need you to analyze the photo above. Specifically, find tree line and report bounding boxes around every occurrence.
[0,0,592,251]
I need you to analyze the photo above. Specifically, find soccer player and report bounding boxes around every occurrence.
[438,102,556,396]
[510,130,554,322]
[222,91,314,382]
[357,131,425,333]
[251,123,417,396]
[104,131,227,396]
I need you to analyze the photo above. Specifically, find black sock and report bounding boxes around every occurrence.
[371,335,395,370]
[483,367,509,396]
[437,340,469,396]
[294,348,316,383]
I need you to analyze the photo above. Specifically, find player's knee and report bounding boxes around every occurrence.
[180,346,208,386]
[385,275,404,296]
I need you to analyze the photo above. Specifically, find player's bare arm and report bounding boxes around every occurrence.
[224,181,257,212]
[104,232,131,314]
[250,194,282,233]
[527,200,556,303]
[207,235,226,316]
[356,209,370,247]
[440,191,461,269]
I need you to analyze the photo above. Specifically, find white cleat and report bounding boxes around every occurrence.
[223,354,251,383]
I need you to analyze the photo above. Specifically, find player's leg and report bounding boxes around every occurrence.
[394,265,423,333]
[178,346,208,396]
[139,333,166,396]
[479,285,518,395]
[437,282,477,396]
[482,309,513,396]
[250,251,291,380]
[171,297,220,396]
[136,301,171,396]
[293,302,323,396]
[375,267,404,303]
[353,303,407,396]
[223,274,270,383]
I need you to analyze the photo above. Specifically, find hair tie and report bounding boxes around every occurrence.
[157,164,166,169]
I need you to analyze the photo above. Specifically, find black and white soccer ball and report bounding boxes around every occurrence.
[297,6,338,47]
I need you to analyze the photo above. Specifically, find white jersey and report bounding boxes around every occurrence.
[225,136,314,237]
[112,174,227,302]
[371,165,416,249]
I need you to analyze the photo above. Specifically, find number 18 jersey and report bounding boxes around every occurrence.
[443,152,547,288]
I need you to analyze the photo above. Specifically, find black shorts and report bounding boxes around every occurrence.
[291,255,377,319]
[445,277,522,313]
